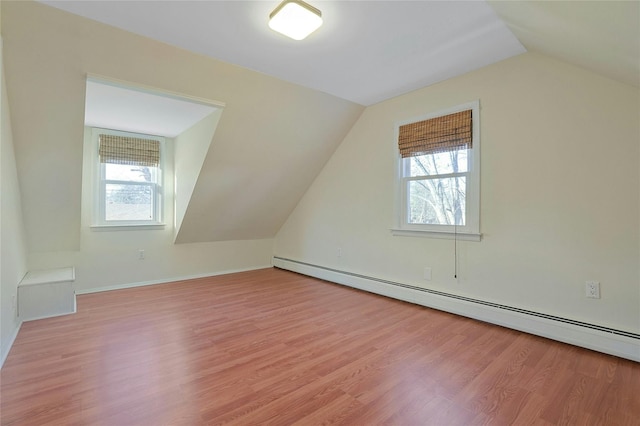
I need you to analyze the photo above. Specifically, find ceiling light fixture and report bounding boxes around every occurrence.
[269,0,323,41]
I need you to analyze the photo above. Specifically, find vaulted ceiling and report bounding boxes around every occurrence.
[3,1,638,252]
[37,0,527,106]
[489,0,639,88]
[39,0,639,100]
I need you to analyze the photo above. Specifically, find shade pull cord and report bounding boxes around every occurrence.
[454,221,458,279]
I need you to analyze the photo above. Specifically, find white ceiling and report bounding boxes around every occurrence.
[489,0,639,88]
[85,80,221,137]
[40,0,527,106]
[39,1,640,106]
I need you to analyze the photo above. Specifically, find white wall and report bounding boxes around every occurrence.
[275,52,640,334]
[1,37,28,365]
[27,127,272,293]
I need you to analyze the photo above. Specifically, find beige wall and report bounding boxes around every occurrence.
[275,52,640,333]
[1,39,29,363]
[174,111,222,239]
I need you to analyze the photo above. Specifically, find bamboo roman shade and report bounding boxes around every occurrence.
[99,134,160,167]
[398,109,472,158]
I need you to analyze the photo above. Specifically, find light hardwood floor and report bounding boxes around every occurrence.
[1,268,638,425]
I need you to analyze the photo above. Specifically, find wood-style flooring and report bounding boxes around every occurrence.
[1,268,638,425]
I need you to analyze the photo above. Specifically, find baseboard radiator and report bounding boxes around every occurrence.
[273,256,640,362]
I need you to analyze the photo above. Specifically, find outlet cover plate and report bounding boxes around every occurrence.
[423,267,432,281]
[585,281,600,299]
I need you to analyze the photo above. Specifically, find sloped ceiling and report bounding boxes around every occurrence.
[37,0,640,99]
[36,0,526,106]
[489,0,639,88]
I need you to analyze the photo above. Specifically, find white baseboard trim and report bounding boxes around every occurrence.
[1,319,23,369]
[75,265,273,295]
[273,256,640,362]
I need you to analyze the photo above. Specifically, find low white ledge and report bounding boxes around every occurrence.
[19,267,76,321]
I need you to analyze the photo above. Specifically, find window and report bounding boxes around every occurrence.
[93,129,164,226]
[394,101,480,240]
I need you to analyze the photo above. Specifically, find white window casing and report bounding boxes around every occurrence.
[392,100,481,241]
[91,128,165,229]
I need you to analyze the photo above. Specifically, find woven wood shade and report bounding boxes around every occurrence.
[398,109,472,158]
[99,134,160,167]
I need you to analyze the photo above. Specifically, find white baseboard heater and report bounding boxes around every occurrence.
[273,256,639,362]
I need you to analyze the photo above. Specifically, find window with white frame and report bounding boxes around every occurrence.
[94,129,164,226]
[394,101,480,240]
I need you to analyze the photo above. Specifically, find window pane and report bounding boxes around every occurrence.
[105,183,154,221]
[105,164,156,183]
[407,149,468,177]
[408,177,466,225]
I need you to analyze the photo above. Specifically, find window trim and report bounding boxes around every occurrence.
[392,100,481,241]
[91,128,166,229]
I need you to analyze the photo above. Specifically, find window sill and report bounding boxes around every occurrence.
[390,228,482,241]
[90,223,166,232]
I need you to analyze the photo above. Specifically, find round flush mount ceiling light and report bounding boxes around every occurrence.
[269,0,323,41]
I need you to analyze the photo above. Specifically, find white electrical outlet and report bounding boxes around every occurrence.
[337,248,342,258]
[585,281,600,299]
[139,249,145,260]
[423,267,432,281]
